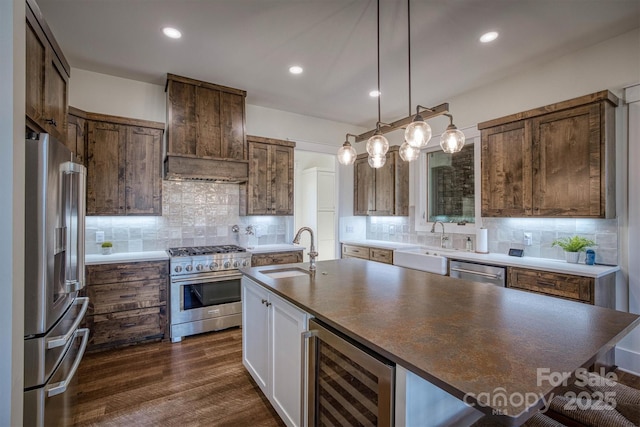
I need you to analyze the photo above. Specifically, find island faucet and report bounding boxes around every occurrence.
[430,221,449,248]
[293,227,318,271]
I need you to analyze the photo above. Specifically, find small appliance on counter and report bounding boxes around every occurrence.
[23,133,90,427]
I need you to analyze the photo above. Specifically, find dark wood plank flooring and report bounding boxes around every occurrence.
[73,327,285,427]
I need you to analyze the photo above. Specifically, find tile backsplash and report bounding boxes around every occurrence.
[85,181,293,254]
[364,208,618,265]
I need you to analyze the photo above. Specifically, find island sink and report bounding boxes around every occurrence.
[260,267,310,279]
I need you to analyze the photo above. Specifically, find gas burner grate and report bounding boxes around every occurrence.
[168,245,246,257]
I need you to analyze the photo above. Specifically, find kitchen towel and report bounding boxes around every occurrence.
[476,228,489,254]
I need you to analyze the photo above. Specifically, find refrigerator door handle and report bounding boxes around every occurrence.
[62,161,86,292]
[46,327,89,398]
[46,297,89,349]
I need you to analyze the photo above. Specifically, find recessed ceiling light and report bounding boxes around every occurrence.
[479,31,498,43]
[369,90,381,97]
[163,27,182,39]
[289,65,303,75]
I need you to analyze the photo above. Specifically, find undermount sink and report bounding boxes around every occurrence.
[260,268,310,279]
[393,247,449,275]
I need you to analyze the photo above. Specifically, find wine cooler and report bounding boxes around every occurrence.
[307,319,395,426]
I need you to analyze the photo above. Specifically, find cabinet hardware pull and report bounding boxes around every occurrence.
[261,299,267,305]
[122,323,137,327]
[45,118,57,127]
[537,281,557,288]
[119,294,136,299]
[265,302,272,307]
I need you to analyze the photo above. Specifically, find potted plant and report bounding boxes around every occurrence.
[101,241,113,255]
[552,236,596,263]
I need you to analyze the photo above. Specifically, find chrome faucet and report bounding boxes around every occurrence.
[430,221,449,248]
[293,227,317,271]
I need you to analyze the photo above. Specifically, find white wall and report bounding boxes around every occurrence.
[69,68,166,122]
[1,0,25,424]
[446,28,640,132]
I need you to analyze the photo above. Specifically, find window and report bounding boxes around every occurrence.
[426,144,475,223]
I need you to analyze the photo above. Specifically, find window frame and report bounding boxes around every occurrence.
[414,127,481,233]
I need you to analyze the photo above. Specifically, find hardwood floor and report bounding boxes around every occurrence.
[73,327,285,427]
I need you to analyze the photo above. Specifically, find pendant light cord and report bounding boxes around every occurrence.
[407,0,412,116]
[377,0,381,128]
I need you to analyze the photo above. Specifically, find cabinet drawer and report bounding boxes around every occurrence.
[86,260,168,284]
[251,251,303,267]
[85,306,166,349]
[369,248,393,264]
[86,278,166,315]
[342,244,369,260]
[508,268,593,303]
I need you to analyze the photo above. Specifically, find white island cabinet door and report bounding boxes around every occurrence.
[242,277,270,394]
[270,292,308,427]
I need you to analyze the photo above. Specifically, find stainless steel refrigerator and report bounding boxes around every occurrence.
[23,133,89,427]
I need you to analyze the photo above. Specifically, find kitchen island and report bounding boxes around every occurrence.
[241,258,640,426]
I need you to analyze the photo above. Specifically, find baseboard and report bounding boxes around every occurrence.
[615,346,640,375]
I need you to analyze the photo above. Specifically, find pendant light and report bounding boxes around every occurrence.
[403,0,431,150]
[440,113,465,153]
[337,133,358,165]
[366,0,388,168]
[399,141,419,161]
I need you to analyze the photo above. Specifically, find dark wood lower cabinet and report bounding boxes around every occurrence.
[507,266,615,309]
[251,251,303,267]
[84,260,168,352]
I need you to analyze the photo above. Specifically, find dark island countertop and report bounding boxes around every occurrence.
[241,258,640,425]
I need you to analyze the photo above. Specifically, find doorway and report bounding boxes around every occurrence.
[294,151,338,261]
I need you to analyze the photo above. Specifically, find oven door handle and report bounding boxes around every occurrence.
[171,273,243,285]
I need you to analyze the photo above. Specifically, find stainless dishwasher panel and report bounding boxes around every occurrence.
[449,260,506,287]
[307,318,395,427]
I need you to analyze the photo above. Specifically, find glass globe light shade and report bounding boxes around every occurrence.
[366,131,389,157]
[399,141,419,162]
[404,115,432,148]
[337,142,357,165]
[440,125,465,154]
[368,154,386,169]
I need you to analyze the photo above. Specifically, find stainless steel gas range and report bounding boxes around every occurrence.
[168,245,251,342]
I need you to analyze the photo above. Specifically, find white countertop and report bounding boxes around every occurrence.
[440,250,618,278]
[246,244,304,254]
[85,250,169,265]
[341,239,421,251]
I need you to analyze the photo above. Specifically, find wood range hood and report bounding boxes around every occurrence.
[163,153,249,183]
[164,73,249,183]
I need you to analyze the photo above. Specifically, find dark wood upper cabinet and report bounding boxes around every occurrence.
[165,74,249,181]
[67,106,86,164]
[479,91,617,218]
[25,0,70,143]
[241,136,295,216]
[354,146,409,216]
[85,111,164,216]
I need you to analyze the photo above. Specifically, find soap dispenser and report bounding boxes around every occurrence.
[466,237,473,252]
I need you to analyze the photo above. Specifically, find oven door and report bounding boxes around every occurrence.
[170,272,242,325]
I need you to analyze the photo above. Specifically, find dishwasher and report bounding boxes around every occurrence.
[449,260,506,287]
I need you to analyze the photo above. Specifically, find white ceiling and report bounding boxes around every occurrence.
[37,0,640,129]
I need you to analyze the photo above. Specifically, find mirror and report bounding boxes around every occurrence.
[426,143,475,223]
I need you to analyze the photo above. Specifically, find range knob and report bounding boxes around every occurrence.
[174,265,183,273]
[223,261,231,269]
[209,262,219,271]
[185,265,193,272]
[233,260,240,268]
[196,264,204,271]
[242,259,249,267]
